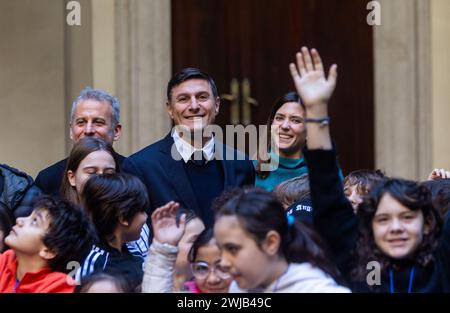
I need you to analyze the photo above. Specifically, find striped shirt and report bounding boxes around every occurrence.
[76,224,150,288]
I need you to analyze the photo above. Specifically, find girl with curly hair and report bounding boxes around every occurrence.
[289,46,450,292]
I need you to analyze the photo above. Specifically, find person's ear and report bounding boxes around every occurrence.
[261,230,281,256]
[67,170,76,187]
[119,216,130,227]
[214,97,220,115]
[166,101,174,119]
[69,124,74,141]
[39,247,57,261]
[113,123,122,142]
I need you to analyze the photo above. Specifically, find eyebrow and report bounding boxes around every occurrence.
[35,210,46,223]
[275,113,303,119]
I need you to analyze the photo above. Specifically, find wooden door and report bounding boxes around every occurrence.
[172,0,374,174]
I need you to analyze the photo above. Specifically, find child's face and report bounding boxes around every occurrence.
[372,193,428,259]
[344,184,363,212]
[123,211,148,242]
[192,238,232,293]
[175,218,205,277]
[68,150,116,195]
[214,216,273,290]
[4,209,51,256]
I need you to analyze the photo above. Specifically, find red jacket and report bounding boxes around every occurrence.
[0,250,75,293]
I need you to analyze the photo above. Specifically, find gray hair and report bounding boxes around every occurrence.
[70,87,120,127]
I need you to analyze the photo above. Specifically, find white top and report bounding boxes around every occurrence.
[229,263,351,293]
[171,129,215,163]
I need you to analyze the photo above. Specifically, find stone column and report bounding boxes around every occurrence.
[374,0,432,180]
[115,0,172,156]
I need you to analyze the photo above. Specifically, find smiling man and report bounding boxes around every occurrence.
[35,87,124,196]
[122,68,255,228]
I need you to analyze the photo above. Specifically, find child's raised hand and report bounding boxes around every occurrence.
[289,47,337,117]
[427,168,450,181]
[151,201,186,246]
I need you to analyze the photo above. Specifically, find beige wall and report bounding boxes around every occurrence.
[0,0,170,179]
[92,0,115,96]
[431,0,450,170]
[0,0,66,178]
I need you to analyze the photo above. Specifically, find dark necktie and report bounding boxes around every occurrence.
[190,150,207,166]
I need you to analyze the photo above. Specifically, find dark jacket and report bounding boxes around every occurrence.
[0,164,42,218]
[35,154,126,196]
[121,133,255,226]
[304,148,450,293]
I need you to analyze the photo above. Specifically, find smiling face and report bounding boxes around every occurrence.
[192,238,232,293]
[214,215,275,290]
[271,101,306,158]
[167,79,220,133]
[67,150,116,195]
[372,193,428,260]
[70,99,122,145]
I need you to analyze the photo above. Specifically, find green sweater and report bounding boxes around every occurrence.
[253,153,308,191]
[254,152,343,191]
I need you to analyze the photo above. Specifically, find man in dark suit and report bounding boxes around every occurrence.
[35,87,125,196]
[122,68,255,227]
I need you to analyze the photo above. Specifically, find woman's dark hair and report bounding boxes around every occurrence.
[214,187,342,282]
[0,202,14,252]
[352,178,442,282]
[256,92,305,179]
[75,272,135,293]
[62,137,118,204]
[81,173,149,243]
[34,195,97,272]
[188,228,214,263]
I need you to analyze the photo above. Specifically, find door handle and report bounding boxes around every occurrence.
[221,78,240,125]
[242,78,258,125]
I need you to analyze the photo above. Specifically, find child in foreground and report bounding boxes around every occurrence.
[0,196,95,292]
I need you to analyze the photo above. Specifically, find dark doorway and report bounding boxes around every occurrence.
[172,0,374,174]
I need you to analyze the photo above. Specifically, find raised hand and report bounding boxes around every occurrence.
[427,168,450,181]
[151,201,185,246]
[289,47,337,116]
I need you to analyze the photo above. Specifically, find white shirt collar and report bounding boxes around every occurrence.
[171,129,215,163]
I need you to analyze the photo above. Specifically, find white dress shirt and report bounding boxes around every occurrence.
[171,129,215,163]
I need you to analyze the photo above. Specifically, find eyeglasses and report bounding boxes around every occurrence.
[190,261,231,280]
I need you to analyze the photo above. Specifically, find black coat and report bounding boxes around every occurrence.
[121,133,255,225]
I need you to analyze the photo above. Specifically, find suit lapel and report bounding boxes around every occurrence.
[160,133,200,213]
